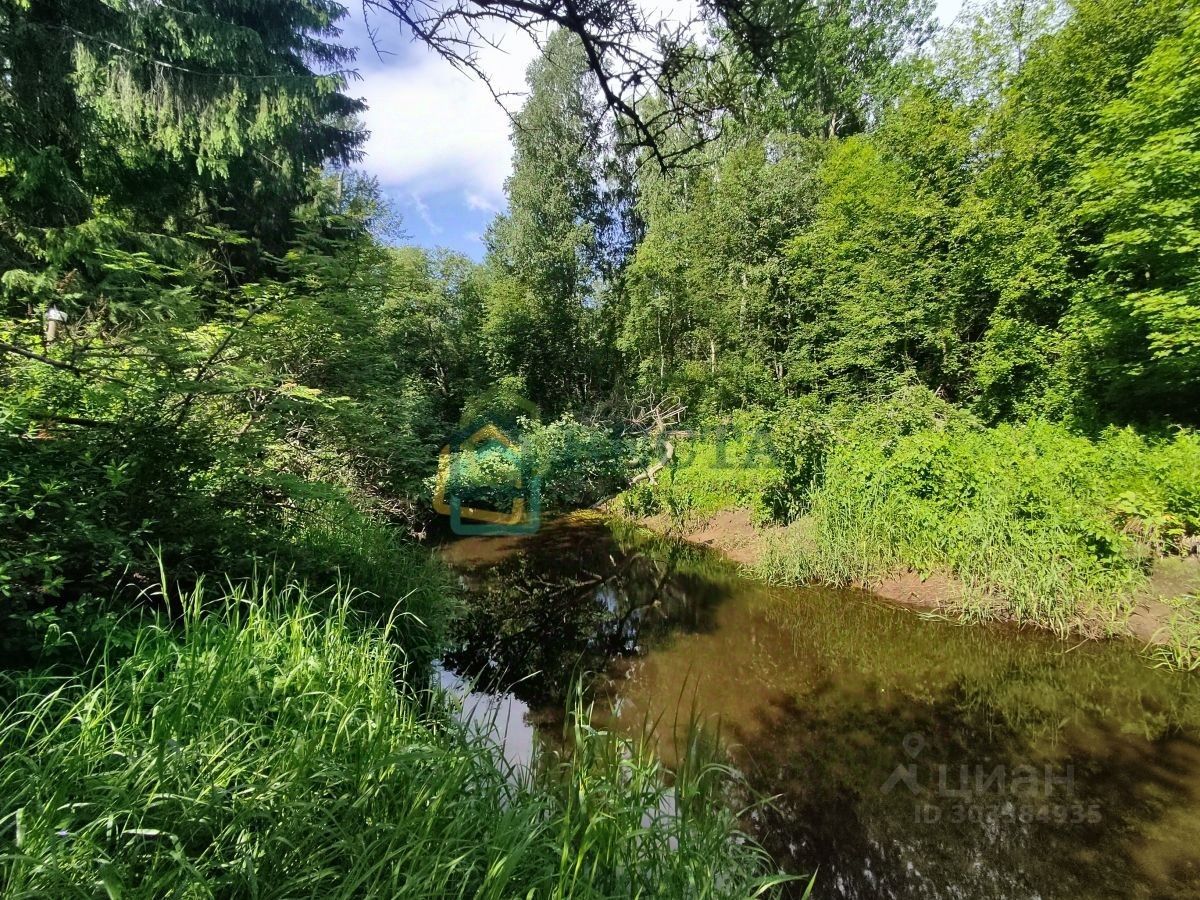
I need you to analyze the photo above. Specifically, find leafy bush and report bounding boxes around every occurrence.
[442,441,532,516]
[436,413,630,517]
[621,409,782,523]
[0,405,278,662]
[524,415,629,510]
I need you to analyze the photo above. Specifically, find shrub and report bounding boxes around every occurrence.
[524,415,629,510]
[436,414,631,517]
[621,409,782,523]
[761,406,1200,632]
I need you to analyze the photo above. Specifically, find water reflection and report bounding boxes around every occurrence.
[440,517,1200,899]
[441,519,727,709]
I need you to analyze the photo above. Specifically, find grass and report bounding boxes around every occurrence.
[278,497,455,670]
[758,419,1200,633]
[619,392,1200,638]
[0,577,785,899]
[1149,601,1200,671]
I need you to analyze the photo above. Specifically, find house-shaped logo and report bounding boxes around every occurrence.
[433,421,541,535]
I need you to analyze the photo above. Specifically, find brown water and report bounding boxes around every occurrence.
[439,515,1200,899]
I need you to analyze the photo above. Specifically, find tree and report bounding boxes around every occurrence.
[622,136,823,412]
[715,0,936,137]
[1068,6,1200,422]
[0,0,364,263]
[482,28,613,412]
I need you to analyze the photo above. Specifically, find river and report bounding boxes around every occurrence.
[438,514,1200,899]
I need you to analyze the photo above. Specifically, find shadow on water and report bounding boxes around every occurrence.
[439,516,1200,899]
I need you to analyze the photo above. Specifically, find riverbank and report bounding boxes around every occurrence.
[627,508,980,614]
[626,507,1200,651]
[436,513,1200,899]
[612,399,1200,665]
[0,572,784,898]
[441,506,1200,652]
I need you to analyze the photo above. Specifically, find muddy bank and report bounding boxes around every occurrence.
[632,508,769,567]
[630,507,960,612]
[627,507,1200,647]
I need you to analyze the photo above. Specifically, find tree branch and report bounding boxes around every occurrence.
[363,0,736,169]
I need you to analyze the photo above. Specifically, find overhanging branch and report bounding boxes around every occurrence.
[362,0,740,169]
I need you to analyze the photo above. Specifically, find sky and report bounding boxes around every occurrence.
[338,0,967,260]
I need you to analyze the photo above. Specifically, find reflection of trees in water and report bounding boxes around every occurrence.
[758,589,1200,747]
[732,685,1200,900]
[445,519,1200,900]
[443,523,731,708]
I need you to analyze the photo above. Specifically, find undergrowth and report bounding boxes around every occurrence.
[762,416,1200,632]
[623,389,1200,635]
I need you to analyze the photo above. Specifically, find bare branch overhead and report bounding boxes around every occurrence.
[362,0,742,168]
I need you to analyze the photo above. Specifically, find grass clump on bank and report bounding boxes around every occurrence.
[0,578,782,899]
[623,389,1200,635]
[763,415,1199,632]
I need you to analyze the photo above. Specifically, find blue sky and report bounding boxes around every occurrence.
[338,0,966,260]
[336,8,534,258]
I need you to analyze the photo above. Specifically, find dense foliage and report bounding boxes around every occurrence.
[0,2,794,895]
[2,0,1198,892]
[613,0,1197,425]
[757,389,1200,630]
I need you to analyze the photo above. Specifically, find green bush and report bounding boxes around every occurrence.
[0,404,280,662]
[621,409,781,523]
[524,415,629,510]
[436,413,630,516]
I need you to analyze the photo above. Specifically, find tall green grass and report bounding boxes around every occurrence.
[0,579,783,899]
[760,418,1200,633]
[279,497,454,669]
[617,389,1199,634]
[3,486,452,674]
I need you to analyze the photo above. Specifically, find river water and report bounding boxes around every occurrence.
[438,515,1200,899]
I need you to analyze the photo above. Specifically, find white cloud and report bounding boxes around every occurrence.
[354,24,540,210]
[465,192,502,214]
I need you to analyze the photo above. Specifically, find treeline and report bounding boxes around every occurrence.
[472,0,1198,429]
[2,0,1197,643]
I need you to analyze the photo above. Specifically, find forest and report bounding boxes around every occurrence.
[0,0,1198,895]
